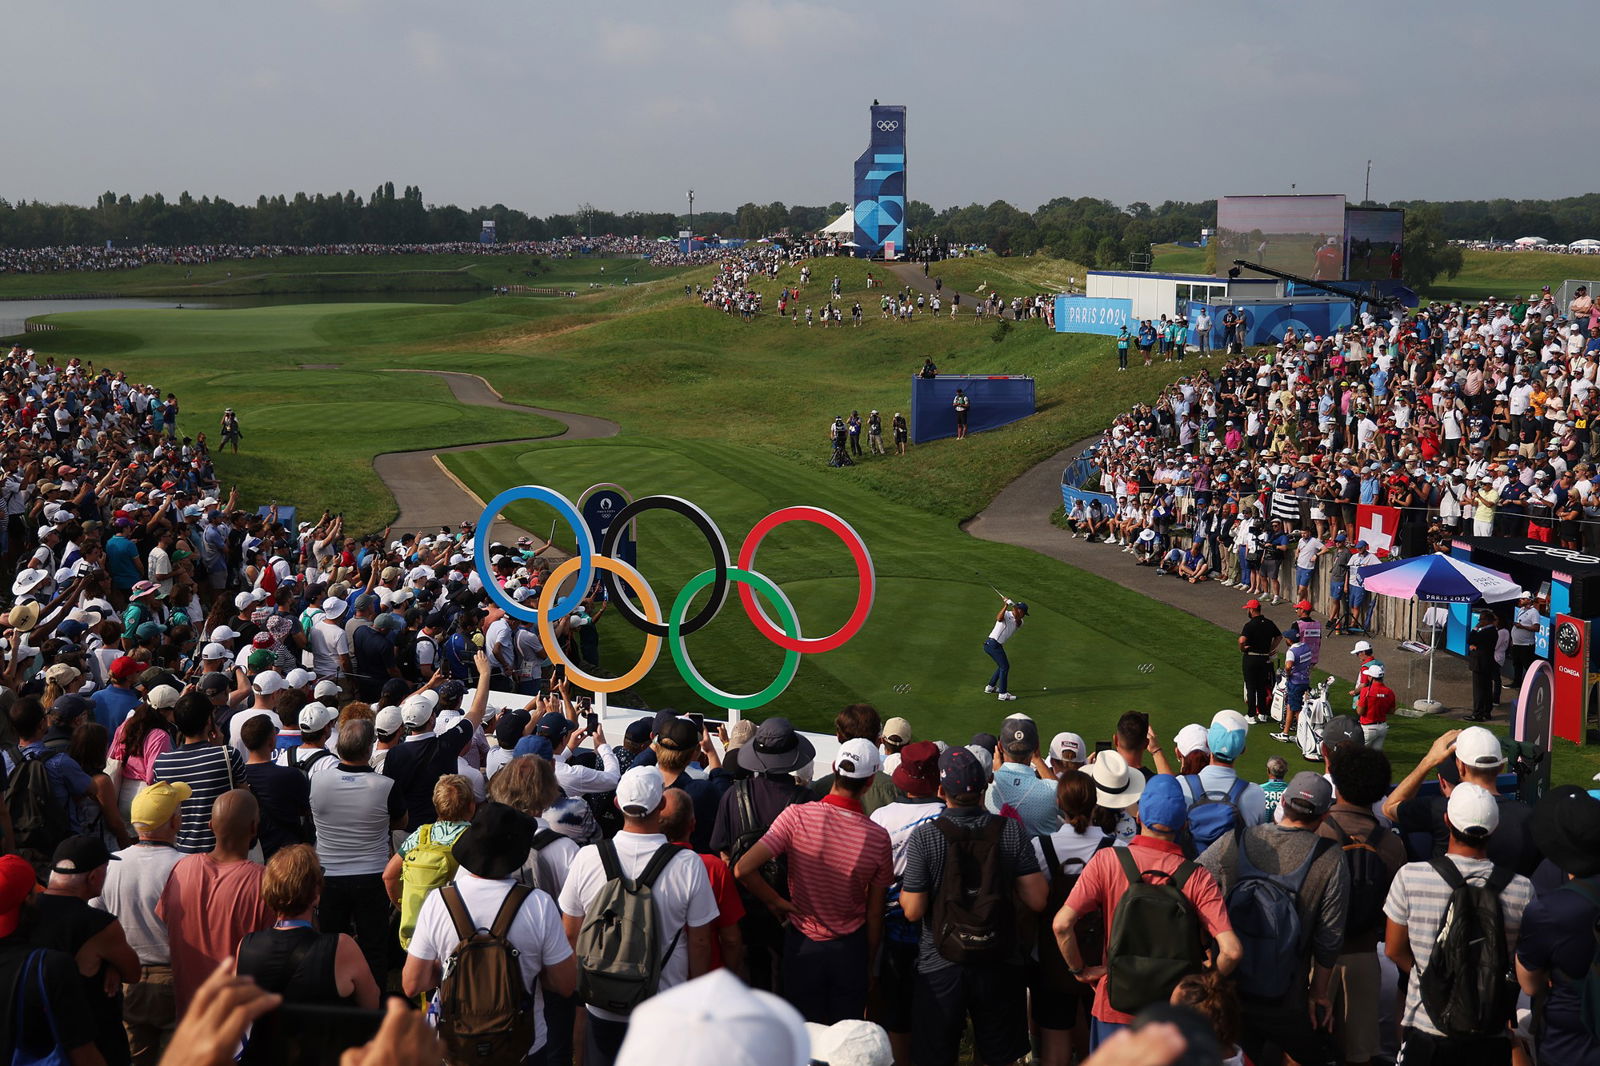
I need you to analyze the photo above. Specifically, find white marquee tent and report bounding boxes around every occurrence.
[821,209,854,236]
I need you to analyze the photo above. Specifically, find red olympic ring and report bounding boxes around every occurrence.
[736,505,875,654]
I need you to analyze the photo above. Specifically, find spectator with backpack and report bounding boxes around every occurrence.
[1031,772,1113,1066]
[1317,748,1404,1066]
[384,774,477,950]
[1053,774,1241,1052]
[712,716,816,995]
[284,701,338,779]
[1384,783,1534,1066]
[734,738,893,1026]
[5,695,89,866]
[1383,727,1541,874]
[1197,771,1349,1066]
[404,801,577,1066]
[1176,710,1267,856]
[868,740,944,1062]
[1515,785,1600,1066]
[896,747,1048,1066]
[0,853,103,1064]
[559,766,718,1066]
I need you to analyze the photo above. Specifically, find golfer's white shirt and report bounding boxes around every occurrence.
[988,615,1019,644]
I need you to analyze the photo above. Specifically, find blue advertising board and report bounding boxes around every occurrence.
[853,105,906,258]
[910,375,1035,444]
[1054,296,1134,336]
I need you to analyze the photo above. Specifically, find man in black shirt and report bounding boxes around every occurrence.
[1382,726,1541,874]
[0,853,97,1063]
[238,713,309,858]
[1239,598,1283,723]
[381,651,491,829]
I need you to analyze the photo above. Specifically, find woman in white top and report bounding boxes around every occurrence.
[982,600,1027,702]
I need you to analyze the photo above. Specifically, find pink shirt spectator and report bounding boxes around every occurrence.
[759,795,892,942]
[111,720,174,784]
[156,854,272,1012]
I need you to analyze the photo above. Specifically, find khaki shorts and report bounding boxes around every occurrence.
[1332,950,1382,1062]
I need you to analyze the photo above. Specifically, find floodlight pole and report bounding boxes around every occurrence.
[687,190,695,239]
[1365,160,1372,204]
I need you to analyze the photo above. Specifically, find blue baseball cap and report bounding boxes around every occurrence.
[535,711,575,740]
[938,747,987,797]
[1139,774,1189,834]
[512,735,555,761]
[1207,710,1250,762]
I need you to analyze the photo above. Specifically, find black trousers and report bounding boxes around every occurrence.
[1239,995,1338,1066]
[1472,666,1496,720]
[1510,643,1536,686]
[782,925,867,1024]
[319,874,389,987]
[1398,1027,1510,1066]
[1243,656,1274,719]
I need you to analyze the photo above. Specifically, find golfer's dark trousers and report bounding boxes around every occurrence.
[1242,654,1274,718]
[319,874,388,988]
[782,925,868,1024]
[1510,642,1536,686]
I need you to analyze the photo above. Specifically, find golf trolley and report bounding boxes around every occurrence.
[1269,676,1335,761]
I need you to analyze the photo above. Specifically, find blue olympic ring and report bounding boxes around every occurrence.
[475,486,593,624]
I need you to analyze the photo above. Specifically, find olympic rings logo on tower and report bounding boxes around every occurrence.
[876,120,900,132]
[474,487,875,710]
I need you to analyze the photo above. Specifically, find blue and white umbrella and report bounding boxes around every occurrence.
[1356,551,1521,708]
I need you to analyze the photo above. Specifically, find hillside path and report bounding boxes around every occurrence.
[372,370,618,539]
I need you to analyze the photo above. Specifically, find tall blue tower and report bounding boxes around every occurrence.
[852,104,906,259]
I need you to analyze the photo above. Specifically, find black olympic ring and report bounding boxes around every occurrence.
[598,495,730,638]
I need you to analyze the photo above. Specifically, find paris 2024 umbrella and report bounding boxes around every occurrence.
[1356,551,1522,711]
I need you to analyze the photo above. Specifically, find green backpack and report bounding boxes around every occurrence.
[1105,848,1206,1014]
[399,823,460,950]
[575,840,683,1015]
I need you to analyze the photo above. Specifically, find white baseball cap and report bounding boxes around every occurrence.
[1447,782,1500,837]
[1363,662,1385,678]
[298,702,338,733]
[374,706,404,739]
[147,684,181,709]
[803,1021,892,1066]
[1174,723,1211,757]
[616,766,666,817]
[1455,725,1506,769]
[400,695,435,729]
[283,668,315,689]
[833,737,882,780]
[313,679,342,702]
[614,970,808,1066]
[1049,731,1086,763]
[233,591,256,611]
[200,642,229,661]
[251,670,286,695]
[1350,640,1373,655]
[209,625,241,643]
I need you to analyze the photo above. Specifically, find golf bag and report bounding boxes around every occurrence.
[1295,680,1334,760]
[1268,676,1288,724]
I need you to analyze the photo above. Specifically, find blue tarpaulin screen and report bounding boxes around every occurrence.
[910,374,1035,444]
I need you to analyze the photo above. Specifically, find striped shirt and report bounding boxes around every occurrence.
[761,796,893,942]
[151,741,247,853]
[1383,854,1534,1037]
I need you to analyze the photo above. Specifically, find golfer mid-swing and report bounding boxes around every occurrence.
[983,599,1028,701]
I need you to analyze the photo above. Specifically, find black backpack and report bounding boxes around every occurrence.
[5,750,71,869]
[1418,858,1518,1038]
[394,631,423,682]
[1224,829,1333,1002]
[1329,817,1392,940]
[1106,847,1205,1014]
[1037,834,1112,989]
[728,780,786,898]
[929,816,1013,965]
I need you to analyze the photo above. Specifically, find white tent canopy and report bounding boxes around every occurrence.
[1571,238,1600,248]
[1514,236,1549,246]
[821,209,854,236]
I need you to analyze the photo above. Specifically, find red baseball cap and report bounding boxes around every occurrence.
[1242,599,1262,610]
[109,656,141,682]
[0,855,34,937]
[1294,600,1314,611]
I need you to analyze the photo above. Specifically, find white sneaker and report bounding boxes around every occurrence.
[984,685,996,694]
[997,692,1018,701]
[1269,732,1290,743]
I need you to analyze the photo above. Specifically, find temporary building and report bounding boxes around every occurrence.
[821,209,854,236]
[1513,236,1550,246]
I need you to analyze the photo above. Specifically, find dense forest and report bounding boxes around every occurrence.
[6,182,1592,283]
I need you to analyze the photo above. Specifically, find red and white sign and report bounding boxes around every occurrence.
[1356,504,1400,554]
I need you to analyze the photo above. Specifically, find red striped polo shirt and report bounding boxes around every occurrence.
[761,795,893,942]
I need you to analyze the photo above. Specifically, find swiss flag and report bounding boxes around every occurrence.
[1357,504,1400,553]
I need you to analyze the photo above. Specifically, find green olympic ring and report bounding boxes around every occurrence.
[668,566,801,710]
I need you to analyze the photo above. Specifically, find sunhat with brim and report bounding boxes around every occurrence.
[737,717,816,775]
[1082,749,1145,809]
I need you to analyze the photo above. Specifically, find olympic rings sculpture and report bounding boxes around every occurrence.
[875,120,900,131]
[474,487,875,710]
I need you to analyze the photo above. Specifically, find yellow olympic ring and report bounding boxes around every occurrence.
[537,555,661,693]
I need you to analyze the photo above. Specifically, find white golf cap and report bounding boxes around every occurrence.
[1350,640,1373,655]
[1455,725,1506,769]
[616,766,666,817]
[1049,731,1086,763]
[615,970,809,1066]
[1174,723,1211,757]
[313,679,342,702]
[374,706,404,739]
[209,625,241,643]
[298,702,338,733]
[251,670,287,695]
[399,695,435,728]
[284,668,315,689]
[1363,662,1385,678]
[833,738,882,780]
[1446,782,1500,837]
[200,642,229,661]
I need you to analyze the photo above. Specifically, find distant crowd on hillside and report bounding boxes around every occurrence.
[0,237,668,276]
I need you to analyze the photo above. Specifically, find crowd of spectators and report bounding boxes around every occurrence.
[2,310,1598,1066]
[0,236,674,275]
[1070,288,1600,617]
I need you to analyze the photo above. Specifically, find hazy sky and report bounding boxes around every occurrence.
[8,1,1594,219]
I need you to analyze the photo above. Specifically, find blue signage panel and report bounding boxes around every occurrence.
[581,490,636,570]
[853,105,906,258]
[1054,296,1134,336]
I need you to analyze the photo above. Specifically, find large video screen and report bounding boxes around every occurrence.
[1215,194,1347,280]
[1344,207,1405,281]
